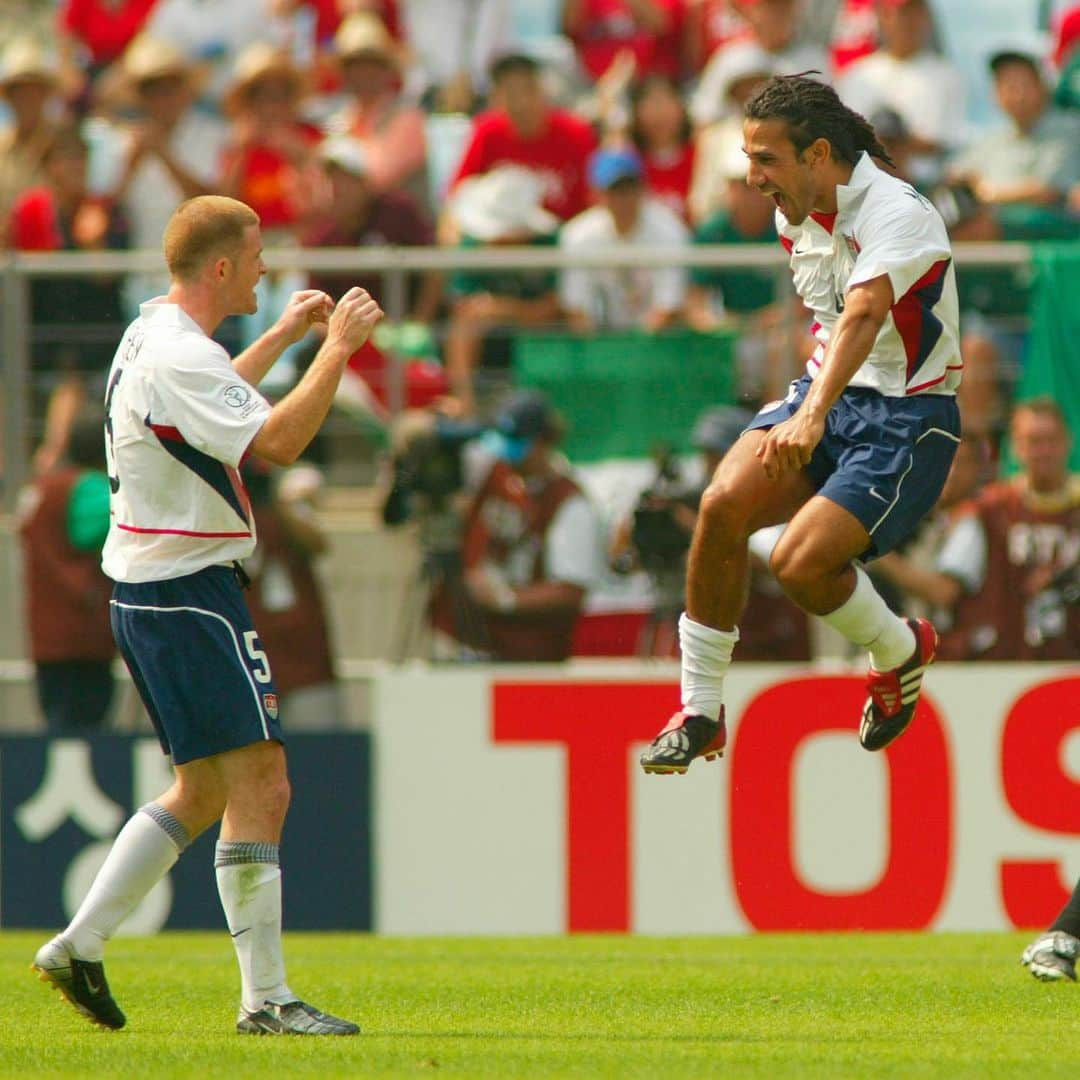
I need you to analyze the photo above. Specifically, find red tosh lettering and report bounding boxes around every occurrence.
[493,682,670,932]
[999,677,1080,927]
[729,677,952,930]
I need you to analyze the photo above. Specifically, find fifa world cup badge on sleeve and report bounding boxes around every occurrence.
[263,693,279,720]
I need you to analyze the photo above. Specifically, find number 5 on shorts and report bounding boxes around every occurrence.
[243,630,272,684]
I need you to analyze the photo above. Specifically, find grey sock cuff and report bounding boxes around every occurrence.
[139,802,191,853]
[214,840,280,867]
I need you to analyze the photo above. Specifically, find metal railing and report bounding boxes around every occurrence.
[0,241,1033,509]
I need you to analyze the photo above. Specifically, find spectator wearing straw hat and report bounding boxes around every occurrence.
[0,38,63,240]
[444,164,562,415]
[324,12,427,203]
[219,43,321,234]
[8,125,128,474]
[143,0,292,105]
[95,34,225,309]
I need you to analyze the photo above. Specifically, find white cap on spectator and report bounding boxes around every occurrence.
[717,135,750,182]
[450,165,559,241]
[987,33,1056,84]
[0,37,59,90]
[713,42,774,106]
[319,135,370,178]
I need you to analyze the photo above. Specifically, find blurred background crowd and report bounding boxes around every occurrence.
[0,0,1077,732]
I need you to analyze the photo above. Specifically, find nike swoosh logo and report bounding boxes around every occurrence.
[83,971,102,995]
[869,487,890,502]
[230,927,252,939]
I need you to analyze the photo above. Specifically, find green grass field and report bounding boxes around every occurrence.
[2,931,1074,1078]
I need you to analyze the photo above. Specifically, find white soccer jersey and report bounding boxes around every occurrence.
[101,300,272,583]
[776,152,962,397]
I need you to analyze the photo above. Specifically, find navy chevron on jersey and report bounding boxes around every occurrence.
[776,152,961,397]
[101,300,271,583]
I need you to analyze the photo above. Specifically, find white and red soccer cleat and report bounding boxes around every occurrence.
[859,618,938,751]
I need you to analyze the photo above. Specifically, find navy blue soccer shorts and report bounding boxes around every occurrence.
[747,374,961,558]
[110,565,283,765]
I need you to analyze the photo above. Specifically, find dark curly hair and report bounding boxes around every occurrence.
[744,74,895,168]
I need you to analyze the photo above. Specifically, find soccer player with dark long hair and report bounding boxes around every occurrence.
[641,74,962,773]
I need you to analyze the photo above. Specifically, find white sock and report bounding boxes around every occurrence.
[821,565,915,671]
[63,803,189,961]
[215,840,293,1013]
[679,613,739,722]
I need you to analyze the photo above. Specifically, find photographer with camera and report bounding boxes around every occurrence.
[931,398,1079,661]
[610,405,810,660]
[425,391,603,662]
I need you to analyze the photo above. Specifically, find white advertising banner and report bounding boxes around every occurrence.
[373,663,1080,934]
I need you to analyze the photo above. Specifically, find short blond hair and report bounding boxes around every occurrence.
[163,196,259,282]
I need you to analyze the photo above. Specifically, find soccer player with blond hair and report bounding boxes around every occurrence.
[33,195,382,1035]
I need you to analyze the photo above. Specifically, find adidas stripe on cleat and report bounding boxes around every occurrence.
[640,709,727,775]
[859,618,938,752]
[32,935,126,1030]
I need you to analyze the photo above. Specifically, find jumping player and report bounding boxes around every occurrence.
[641,75,961,774]
[33,195,382,1033]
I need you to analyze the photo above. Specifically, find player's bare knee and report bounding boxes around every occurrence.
[698,482,753,547]
[769,535,815,597]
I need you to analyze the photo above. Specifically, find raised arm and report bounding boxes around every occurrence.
[250,287,383,466]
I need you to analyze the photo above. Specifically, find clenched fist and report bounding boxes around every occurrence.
[327,286,384,353]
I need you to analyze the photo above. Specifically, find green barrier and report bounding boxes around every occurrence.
[513,330,737,461]
[1013,243,1080,473]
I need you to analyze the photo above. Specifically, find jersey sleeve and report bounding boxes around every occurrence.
[149,346,271,468]
[846,190,951,303]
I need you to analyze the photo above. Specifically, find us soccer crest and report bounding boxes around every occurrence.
[263,693,279,720]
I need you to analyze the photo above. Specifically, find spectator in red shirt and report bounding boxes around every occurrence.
[9,125,128,474]
[685,0,748,75]
[564,0,686,82]
[451,53,598,224]
[628,72,695,221]
[0,38,62,241]
[57,0,160,79]
[325,12,427,203]
[220,43,322,234]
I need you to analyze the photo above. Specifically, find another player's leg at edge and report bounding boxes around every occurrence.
[640,427,940,775]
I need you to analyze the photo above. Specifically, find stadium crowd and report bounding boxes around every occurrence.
[2,0,1078,720]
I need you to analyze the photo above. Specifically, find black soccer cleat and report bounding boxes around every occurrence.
[859,618,938,751]
[640,709,727,775]
[1021,931,1080,982]
[236,999,360,1035]
[32,935,126,1030]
